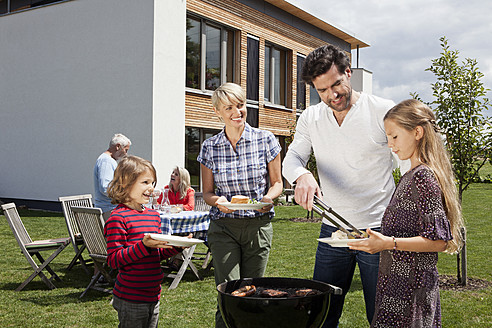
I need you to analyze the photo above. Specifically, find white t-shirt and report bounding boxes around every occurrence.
[282,93,404,229]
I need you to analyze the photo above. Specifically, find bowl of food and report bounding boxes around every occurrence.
[217,277,342,328]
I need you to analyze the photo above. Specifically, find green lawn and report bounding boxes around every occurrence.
[0,184,490,327]
[479,161,492,179]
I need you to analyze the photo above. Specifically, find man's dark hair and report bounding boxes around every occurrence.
[301,44,351,87]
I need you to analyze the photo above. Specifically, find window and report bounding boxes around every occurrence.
[296,55,306,111]
[186,16,235,91]
[1,0,64,15]
[246,105,259,128]
[186,17,201,89]
[246,35,259,102]
[185,127,221,191]
[264,44,287,106]
[310,85,321,106]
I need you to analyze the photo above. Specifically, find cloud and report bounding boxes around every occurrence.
[288,0,492,116]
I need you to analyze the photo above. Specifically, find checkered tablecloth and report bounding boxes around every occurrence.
[159,211,210,235]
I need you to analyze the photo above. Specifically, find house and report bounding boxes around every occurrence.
[0,0,370,210]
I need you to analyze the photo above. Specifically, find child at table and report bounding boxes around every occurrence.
[349,99,464,327]
[105,155,181,328]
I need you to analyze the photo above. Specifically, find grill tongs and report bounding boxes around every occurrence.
[312,195,365,238]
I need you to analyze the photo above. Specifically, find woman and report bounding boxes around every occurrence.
[157,166,195,211]
[197,83,283,328]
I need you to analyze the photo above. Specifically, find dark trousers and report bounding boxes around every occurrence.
[112,295,160,328]
[208,215,273,328]
[314,224,380,327]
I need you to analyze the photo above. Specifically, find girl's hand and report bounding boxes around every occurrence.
[142,234,174,249]
[216,196,235,213]
[257,195,273,213]
[347,228,392,254]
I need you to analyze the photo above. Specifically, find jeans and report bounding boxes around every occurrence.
[314,224,380,327]
[112,296,160,328]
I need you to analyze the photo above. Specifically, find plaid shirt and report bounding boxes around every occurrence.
[197,123,281,220]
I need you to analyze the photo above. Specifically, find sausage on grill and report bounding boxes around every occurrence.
[231,285,256,297]
[260,289,289,298]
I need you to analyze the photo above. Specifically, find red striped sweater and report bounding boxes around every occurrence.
[104,204,179,303]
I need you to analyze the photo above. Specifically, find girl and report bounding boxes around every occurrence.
[157,166,195,211]
[197,82,283,328]
[349,99,464,327]
[105,155,181,328]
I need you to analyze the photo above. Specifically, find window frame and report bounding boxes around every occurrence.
[186,14,236,92]
[264,42,288,107]
[1,0,68,16]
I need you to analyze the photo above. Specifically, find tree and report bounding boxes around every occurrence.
[421,37,492,285]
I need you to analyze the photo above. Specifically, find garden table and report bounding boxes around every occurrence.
[159,211,210,289]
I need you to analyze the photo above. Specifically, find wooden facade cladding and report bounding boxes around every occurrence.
[185,0,340,136]
[185,91,223,130]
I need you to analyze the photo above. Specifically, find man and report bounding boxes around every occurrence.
[282,44,404,327]
[94,133,131,221]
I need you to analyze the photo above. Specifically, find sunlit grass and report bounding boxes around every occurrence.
[0,184,490,327]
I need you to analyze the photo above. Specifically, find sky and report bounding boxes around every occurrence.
[288,0,492,115]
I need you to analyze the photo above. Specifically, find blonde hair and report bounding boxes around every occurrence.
[108,156,157,205]
[211,82,246,110]
[171,166,192,200]
[384,99,464,253]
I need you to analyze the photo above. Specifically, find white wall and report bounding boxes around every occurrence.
[0,0,185,203]
[152,0,186,189]
[351,68,373,95]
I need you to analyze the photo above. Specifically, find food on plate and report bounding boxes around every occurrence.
[331,230,349,240]
[231,285,256,297]
[260,289,289,298]
[170,205,182,213]
[331,229,368,240]
[231,195,249,204]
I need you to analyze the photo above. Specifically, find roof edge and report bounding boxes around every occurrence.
[266,0,370,49]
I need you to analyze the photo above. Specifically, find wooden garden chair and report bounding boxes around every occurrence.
[1,203,70,291]
[71,206,113,298]
[59,194,94,274]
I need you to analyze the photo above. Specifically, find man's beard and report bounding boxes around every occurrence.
[326,88,352,112]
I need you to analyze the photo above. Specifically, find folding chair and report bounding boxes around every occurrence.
[59,194,94,274]
[194,192,211,212]
[2,203,70,291]
[71,206,113,298]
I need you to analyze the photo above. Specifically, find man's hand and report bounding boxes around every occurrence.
[294,173,321,211]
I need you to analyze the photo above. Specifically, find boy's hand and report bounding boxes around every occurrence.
[174,233,194,250]
[143,234,174,249]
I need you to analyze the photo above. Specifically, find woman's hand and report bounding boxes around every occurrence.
[142,234,174,249]
[347,228,392,254]
[257,195,273,213]
[216,196,235,214]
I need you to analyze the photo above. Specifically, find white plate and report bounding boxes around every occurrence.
[148,234,204,247]
[218,202,271,210]
[317,237,368,247]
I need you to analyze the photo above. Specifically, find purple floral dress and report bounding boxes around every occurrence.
[371,165,452,328]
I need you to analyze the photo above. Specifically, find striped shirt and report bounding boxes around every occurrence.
[104,204,179,303]
[197,123,281,220]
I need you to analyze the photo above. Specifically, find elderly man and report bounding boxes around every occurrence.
[93,133,131,221]
[283,44,406,327]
